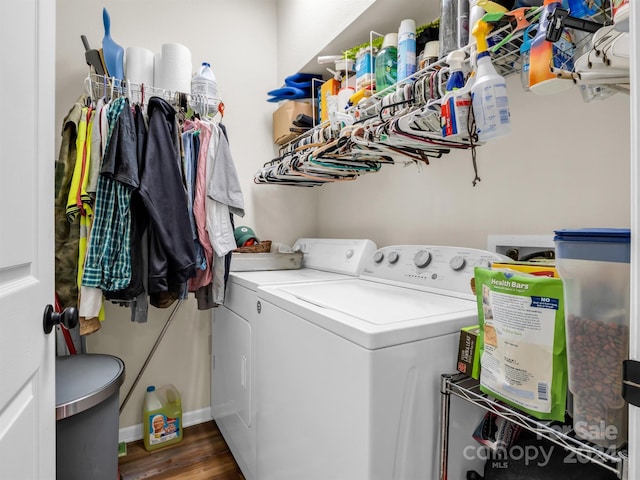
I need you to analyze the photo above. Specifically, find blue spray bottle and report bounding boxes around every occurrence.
[440,49,472,138]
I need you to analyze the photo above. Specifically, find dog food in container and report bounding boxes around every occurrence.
[554,228,630,448]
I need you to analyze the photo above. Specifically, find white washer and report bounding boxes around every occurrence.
[255,245,509,480]
[212,238,377,480]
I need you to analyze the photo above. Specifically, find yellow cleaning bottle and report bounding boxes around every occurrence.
[143,384,183,451]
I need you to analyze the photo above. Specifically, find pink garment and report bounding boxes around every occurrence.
[188,120,214,291]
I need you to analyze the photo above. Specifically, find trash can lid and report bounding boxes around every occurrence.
[56,354,125,420]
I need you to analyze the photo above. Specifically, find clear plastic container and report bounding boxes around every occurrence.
[143,384,183,451]
[554,228,630,448]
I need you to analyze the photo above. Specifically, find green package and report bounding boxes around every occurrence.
[474,267,568,421]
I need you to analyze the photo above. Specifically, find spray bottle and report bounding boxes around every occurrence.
[528,0,574,95]
[470,19,511,142]
[440,49,472,138]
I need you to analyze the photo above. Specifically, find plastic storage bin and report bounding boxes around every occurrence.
[56,354,125,480]
[554,228,630,448]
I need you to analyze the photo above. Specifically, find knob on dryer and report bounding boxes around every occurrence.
[450,255,466,271]
[388,251,399,264]
[413,250,432,268]
[373,251,385,263]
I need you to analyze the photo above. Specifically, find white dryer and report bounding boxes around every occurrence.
[212,238,377,480]
[255,245,509,480]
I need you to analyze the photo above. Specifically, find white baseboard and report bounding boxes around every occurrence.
[119,406,213,444]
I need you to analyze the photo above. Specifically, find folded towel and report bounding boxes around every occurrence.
[266,86,310,102]
[284,72,324,89]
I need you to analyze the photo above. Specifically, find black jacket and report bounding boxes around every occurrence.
[139,97,196,293]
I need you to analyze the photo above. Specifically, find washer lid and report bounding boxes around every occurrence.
[259,279,478,349]
[229,268,347,291]
[280,281,473,324]
[56,354,125,420]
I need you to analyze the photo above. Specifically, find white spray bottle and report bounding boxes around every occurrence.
[470,19,511,142]
[440,49,472,138]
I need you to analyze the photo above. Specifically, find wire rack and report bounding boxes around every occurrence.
[84,73,222,116]
[440,373,627,479]
[257,5,618,187]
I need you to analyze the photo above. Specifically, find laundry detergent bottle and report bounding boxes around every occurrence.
[190,62,220,113]
[375,33,398,94]
[143,384,183,451]
[470,20,511,142]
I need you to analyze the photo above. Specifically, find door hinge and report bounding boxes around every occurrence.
[622,360,640,407]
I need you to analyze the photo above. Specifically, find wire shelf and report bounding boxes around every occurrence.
[85,73,222,116]
[258,5,621,187]
[441,373,627,479]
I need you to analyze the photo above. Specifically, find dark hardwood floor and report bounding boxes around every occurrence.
[119,420,245,480]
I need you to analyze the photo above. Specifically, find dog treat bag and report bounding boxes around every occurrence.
[474,267,568,421]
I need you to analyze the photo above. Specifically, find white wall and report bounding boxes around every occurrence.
[55,0,317,429]
[276,0,375,78]
[317,77,630,247]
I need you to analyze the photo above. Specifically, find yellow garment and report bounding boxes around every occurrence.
[65,107,95,221]
[73,111,105,323]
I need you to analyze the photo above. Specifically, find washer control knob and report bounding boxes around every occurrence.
[346,249,354,259]
[388,251,400,264]
[474,258,490,269]
[373,251,384,263]
[413,250,432,268]
[450,256,466,271]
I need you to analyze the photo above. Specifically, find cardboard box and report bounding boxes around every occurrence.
[457,325,481,379]
[272,100,313,145]
[491,261,558,278]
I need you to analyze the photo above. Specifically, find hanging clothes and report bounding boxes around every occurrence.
[104,103,150,323]
[207,124,244,306]
[55,77,247,330]
[55,97,85,309]
[188,119,214,292]
[82,97,136,292]
[140,96,196,305]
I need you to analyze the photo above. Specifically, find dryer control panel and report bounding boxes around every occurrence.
[359,245,510,299]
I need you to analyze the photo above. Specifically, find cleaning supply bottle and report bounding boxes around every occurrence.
[143,384,183,451]
[440,49,472,138]
[528,0,574,95]
[470,20,511,142]
[355,47,376,91]
[518,25,535,91]
[397,19,417,81]
[190,62,220,113]
[375,33,398,94]
[467,0,486,67]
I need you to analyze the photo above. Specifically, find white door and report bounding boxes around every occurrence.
[0,0,56,479]
[632,0,639,478]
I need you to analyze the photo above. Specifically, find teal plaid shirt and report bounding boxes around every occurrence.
[82,98,133,291]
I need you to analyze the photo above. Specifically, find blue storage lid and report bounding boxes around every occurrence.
[554,228,630,263]
[554,228,630,242]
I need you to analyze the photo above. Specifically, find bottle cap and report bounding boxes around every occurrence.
[381,33,398,49]
[202,62,210,67]
[399,19,416,34]
[147,386,156,392]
